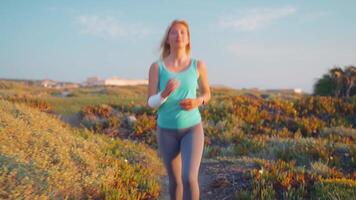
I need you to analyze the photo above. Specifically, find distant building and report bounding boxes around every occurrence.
[85,76,104,86]
[41,79,79,89]
[104,76,148,86]
[293,88,303,94]
[84,76,148,86]
[55,82,80,89]
[265,88,303,94]
[41,79,57,88]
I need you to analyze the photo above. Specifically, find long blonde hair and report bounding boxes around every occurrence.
[160,19,191,58]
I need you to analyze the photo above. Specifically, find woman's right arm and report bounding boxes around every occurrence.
[148,62,159,98]
[147,63,163,108]
[147,62,179,108]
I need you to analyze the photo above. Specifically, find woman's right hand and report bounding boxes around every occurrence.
[161,79,180,98]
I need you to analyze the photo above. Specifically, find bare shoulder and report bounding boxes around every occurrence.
[197,59,207,68]
[149,62,159,74]
[150,62,159,70]
[196,59,207,74]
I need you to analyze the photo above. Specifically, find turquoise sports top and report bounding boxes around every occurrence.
[157,58,202,129]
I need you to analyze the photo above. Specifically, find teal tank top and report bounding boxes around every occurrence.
[157,58,202,129]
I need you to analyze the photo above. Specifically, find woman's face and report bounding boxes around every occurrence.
[167,23,189,49]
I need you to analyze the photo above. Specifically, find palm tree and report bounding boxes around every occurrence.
[344,66,356,97]
[329,67,346,97]
[314,66,356,97]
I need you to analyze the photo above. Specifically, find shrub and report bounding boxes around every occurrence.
[132,113,157,147]
[251,160,319,200]
[81,104,112,118]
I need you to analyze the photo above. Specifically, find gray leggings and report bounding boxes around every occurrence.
[156,122,204,200]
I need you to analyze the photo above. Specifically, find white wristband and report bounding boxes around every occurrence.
[148,91,168,108]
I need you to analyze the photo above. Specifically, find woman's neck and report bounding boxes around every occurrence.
[167,48,190,67]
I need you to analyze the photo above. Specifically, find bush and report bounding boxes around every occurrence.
[251,160,319,200]
[81,104,113,118]
[132,113,157,147]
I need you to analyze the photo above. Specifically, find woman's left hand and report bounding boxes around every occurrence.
[179,98,201,110]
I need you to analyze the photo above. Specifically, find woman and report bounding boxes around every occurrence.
[147,19,211,200]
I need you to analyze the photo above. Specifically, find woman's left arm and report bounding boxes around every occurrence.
[196,60,211,106]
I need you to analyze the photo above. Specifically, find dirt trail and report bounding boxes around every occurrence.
[158,159,252,200]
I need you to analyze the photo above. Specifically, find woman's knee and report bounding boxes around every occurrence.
[168,175,183,186]
[182,172,198,186]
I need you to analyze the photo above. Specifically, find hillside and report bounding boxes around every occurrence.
[0,99,164,199]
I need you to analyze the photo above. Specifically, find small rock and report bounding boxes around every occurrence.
[126,115,137,127]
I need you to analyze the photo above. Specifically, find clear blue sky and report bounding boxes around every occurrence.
[1,0,355,93]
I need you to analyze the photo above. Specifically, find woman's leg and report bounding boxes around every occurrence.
[180,123,204,200]
[157,127,183,200]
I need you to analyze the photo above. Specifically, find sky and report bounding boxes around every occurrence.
[1,0,356,93]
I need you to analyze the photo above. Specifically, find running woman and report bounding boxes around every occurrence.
[147,19,211,200]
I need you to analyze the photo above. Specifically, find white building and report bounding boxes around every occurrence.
[265,88,303,94]
[104,76,148,86]
[41,79,80,89]
[41,79,57,88]
[293,88,303,94]
[85,76,147,86]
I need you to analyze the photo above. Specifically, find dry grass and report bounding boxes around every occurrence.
[0,99,164,199]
